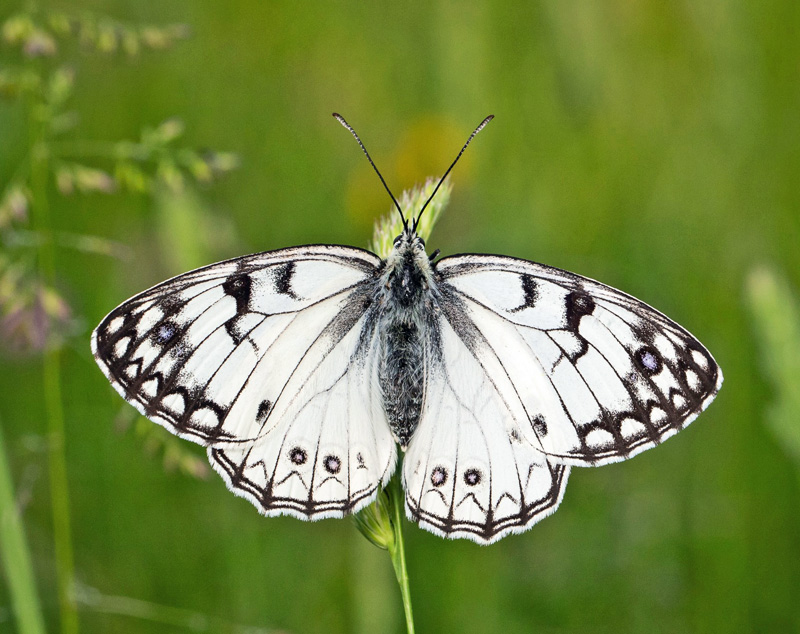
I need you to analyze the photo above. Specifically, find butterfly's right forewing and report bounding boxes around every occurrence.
[435,254,722,466]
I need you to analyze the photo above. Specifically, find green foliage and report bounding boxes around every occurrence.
[0,6,236,633]
[746,267,800,472]
[0,7,237,355]
[2,9,188,59]
[0,252,72,353]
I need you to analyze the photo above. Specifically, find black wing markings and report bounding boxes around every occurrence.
[435,266,720,463]
[95,266,376,444]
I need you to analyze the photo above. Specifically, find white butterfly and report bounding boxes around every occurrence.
[92,115,722,544]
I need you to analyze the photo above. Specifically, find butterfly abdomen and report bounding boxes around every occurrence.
[379,320,425,448]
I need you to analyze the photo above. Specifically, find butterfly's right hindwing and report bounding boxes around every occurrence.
[92,245,396,518]
[403,311,569,544]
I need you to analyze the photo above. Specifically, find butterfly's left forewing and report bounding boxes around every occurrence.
[92,245,396,518]
[435,254,723,466]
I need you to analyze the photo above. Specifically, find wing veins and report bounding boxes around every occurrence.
[219,285,371,443]
[444,288,582,446]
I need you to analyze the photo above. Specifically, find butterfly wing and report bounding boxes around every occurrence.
[92,245,396,518]
[434,254,723,466]
[208,302,397,519]
[403,313,570,544]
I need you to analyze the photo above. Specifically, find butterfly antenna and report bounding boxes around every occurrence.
[413,114,494,232]
[333,113,407,229]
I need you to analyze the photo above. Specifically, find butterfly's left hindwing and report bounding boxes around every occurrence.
[435,254,722,466]
[92,245,396,518]
[208,303,397,519]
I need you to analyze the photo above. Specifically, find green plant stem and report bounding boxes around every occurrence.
[43,345,78,634]
[0,419,47,634]
[29,105,80,634]
[387,475,415,634]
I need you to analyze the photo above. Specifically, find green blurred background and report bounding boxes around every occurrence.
[1,1,799,633]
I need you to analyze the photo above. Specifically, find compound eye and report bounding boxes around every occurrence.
[393,235,403,246]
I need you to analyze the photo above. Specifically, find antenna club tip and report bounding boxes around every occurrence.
[477,114,495,130]
[332,113,352,131]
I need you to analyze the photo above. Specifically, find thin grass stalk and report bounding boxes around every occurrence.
[29,101,80,634]
[0,419,47,634]
[386,475,415,634]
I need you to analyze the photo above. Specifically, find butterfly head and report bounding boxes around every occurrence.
[392,224,424,249]
[381,228,435,308]
[389,227,428,265]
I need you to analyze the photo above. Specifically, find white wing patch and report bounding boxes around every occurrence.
[403,316,569,544]
[209,316,396,518]
[92,245,395,518]
[436,255,723,466]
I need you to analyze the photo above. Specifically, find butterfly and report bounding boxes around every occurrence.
[92,114,722,544]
